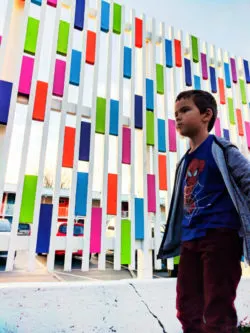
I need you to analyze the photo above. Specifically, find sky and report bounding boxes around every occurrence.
[119,0,250,60]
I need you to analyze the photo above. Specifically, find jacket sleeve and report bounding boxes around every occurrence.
[227,146,250,203]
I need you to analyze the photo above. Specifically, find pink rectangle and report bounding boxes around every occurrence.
[53,59,66,97]
[90,207,102,253]
[122,127,131,164]
[0,36,2,45]
[18,56,34,95]
[147,174,156,213]
[47,0,57,7]
[168,119,177,152]
[245,122,250,149]
[215,118,221,137]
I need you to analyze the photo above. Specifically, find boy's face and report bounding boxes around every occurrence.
[174,98,211,138]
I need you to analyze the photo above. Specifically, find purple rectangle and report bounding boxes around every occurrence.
[53,59,66,97]
[0,80,13,125]
[230,58,237,83]
[122,127,131,164]
[90,207,102,253]
[215,118,221,137]
[147,174,156,213]
[18,56,34,95]
[245,122,250,149]
[168,119,177,152]
[79,121,91,161]
[201,53,208,80]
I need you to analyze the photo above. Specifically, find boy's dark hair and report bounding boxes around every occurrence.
[175,90,218,132]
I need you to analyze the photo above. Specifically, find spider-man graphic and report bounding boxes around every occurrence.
[184,158,206,217]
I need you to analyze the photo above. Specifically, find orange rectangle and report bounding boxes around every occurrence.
[86,30,96,65]
[158,154,167,191]
[135,18,142,48]
[174,39,182,67]
[32,81,48,121]
[107,173,118,215]
[218,78,226,105]
[62,126,76,168]
[236,109,244,136]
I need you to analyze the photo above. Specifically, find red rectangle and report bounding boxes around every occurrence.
[174,39,182,67]
[236,109,244,136]
[86,30,96,65]
[62,127,76,168]
[107,173,118,215]
[32,81,48,121]
[218,78,226,104]
[135,18,143,48]
[158,155,167,191]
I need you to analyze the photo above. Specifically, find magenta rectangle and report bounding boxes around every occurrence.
[168,119,177,152]
[18,56,34,95]
[201,53,208,80]
[215,118,221,137]
[245,122,250,149]
[0,36,2,45]
[230,58,237,83]
[47,0,57,7]
[147,174,156,213]
[90,207,102,253]
[122,127,131,164]
[53,59,66,97]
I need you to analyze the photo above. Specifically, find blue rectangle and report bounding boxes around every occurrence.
[31,0,42,5]
[243,59,250,84]
[194,75,201,90]
[36,204,53,254]
[110,99,119,136]
[224,63,231,88]
[70,50,82,86]
[75,172,88,216]
[223,129,230,141]
[124,47,132,79]
[79,121,91,161]
[135,198,144,240]
[0,80,12,125]
[135,95,143,129]
[165,39,173,68]
[146,79,154,111]
[74,0,85,30]
[101,1,110,32]
[209,66,217,93]
[158,119,166,153]
[184,58,192,87]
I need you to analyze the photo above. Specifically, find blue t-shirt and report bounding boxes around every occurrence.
[181,135,240,241]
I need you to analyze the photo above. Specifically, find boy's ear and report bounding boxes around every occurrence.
[202,108,213,122]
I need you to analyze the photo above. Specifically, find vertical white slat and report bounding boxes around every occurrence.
[113,4,125,271]
[5,0,49,271]
[6,2,62,271]
[44,1,78,272]
[81,0,102,272]
[128,8,136,271]
[200,41,210,92]
[64,0,101,272]
[151,19,161,270]
[137,12,152,279]
[0,0,14,77]
[0,0,31,215]
[98,0,114,270]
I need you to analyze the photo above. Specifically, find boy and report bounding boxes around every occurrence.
[157,90,250,333]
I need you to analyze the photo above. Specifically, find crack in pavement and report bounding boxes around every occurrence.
[129,283,167,333]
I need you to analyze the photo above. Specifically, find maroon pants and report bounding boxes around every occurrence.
[176,228,243,333]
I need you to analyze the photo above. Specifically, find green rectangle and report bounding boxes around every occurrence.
[191,35,199,63]
[113,3,122,34]
[156,64,164,94]
[24,17,40,55]
[121,219,131,264]
[240,79,247,105]
[174,256,180,265]
[96,97,106,134]
[228,97,235,124]
[19,175,38,223]
[57,20,70,56]
[146,111,154,146]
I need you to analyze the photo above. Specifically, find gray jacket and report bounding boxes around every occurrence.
[157,136,250,265]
